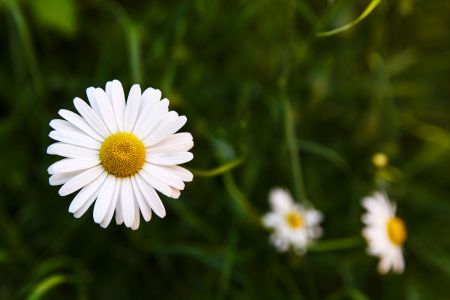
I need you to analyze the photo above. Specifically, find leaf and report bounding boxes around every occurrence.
[283,96,307,202]
[26,275,68,300]
[190,156,245,177]
[6,0,43,92]
[316,0,382,37]
[299,139,349,171]
[223,173,259,223]
[148,244,225,270]
[28,0,78,35]
[309,237,364,252]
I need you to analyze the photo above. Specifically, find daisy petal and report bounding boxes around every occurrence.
[115,199,124,225]
[93,175,116,224]
[106,80,126,131]
[48,157,99,174]
[131,201,140,230]
[47,142,98,159]
[49,171,81,186]
[121,177,135,228]
[144,115,187,147]
[171,188,181,199]
[49,119,79,132]
[73,97,109,138]
[143,163,185,190]
[124,84,142,132]
[146,152,193,166]
[269,188,294,213]
[86,87,102,118]
[58,109,104,141]
[49,130,101,149]
[69,172,107,213]
[142,110,178,144]
[133,89,162,136]
[305,210,323,225]
[163,165,194,182]
[95,88,117,133]
[73,194,97,218]
[138,169,172,198]
[133,99,169,139]
[131,176,152,222]
[150,132,194,153]
[135,175,166,218]
[59,165,104,196]
[100,179,121,228]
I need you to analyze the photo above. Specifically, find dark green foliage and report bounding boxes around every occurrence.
[0,0,449,299]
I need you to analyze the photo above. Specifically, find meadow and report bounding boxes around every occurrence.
[0,0,449,299]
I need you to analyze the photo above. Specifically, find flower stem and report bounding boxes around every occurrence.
[190,156,245,177]
[127,23,142,83]
[282,88,307,203]
[102,0,142,83]
[6,0,43,93]
[308,237,364,252]
[223,173,259,224]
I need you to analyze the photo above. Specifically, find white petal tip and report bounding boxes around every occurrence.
[186,153,194,162]
[171,189,181,199]
[155,210,166,218]
[93,213,103,224]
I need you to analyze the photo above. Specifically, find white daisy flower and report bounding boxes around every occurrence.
[262,188,323,254]
[47,80,194,230]
[361,192,407,274]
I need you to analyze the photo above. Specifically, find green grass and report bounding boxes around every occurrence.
[0,0,450,299]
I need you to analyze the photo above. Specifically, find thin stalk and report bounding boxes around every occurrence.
[283,93,307,203]
[190,156,245,177]
[6,0,43,93]
[102,0,143,83]
[127,23,143,83]
[223,173,259,224]
[308,237,364,252]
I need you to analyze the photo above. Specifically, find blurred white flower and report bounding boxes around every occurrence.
[47,80,194,230]
[262,188,323,254]
[361,192,407,274]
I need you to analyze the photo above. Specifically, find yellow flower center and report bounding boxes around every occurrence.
[372,152,389,168]
[387,217,407,246]
[99,132,146,178]
[285,212,304,229]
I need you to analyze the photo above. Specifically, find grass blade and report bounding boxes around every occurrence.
[26,275,68,300]
[316,0,382,37]
[190,156,245,177]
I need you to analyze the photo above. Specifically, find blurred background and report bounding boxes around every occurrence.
[1,0,449,299]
